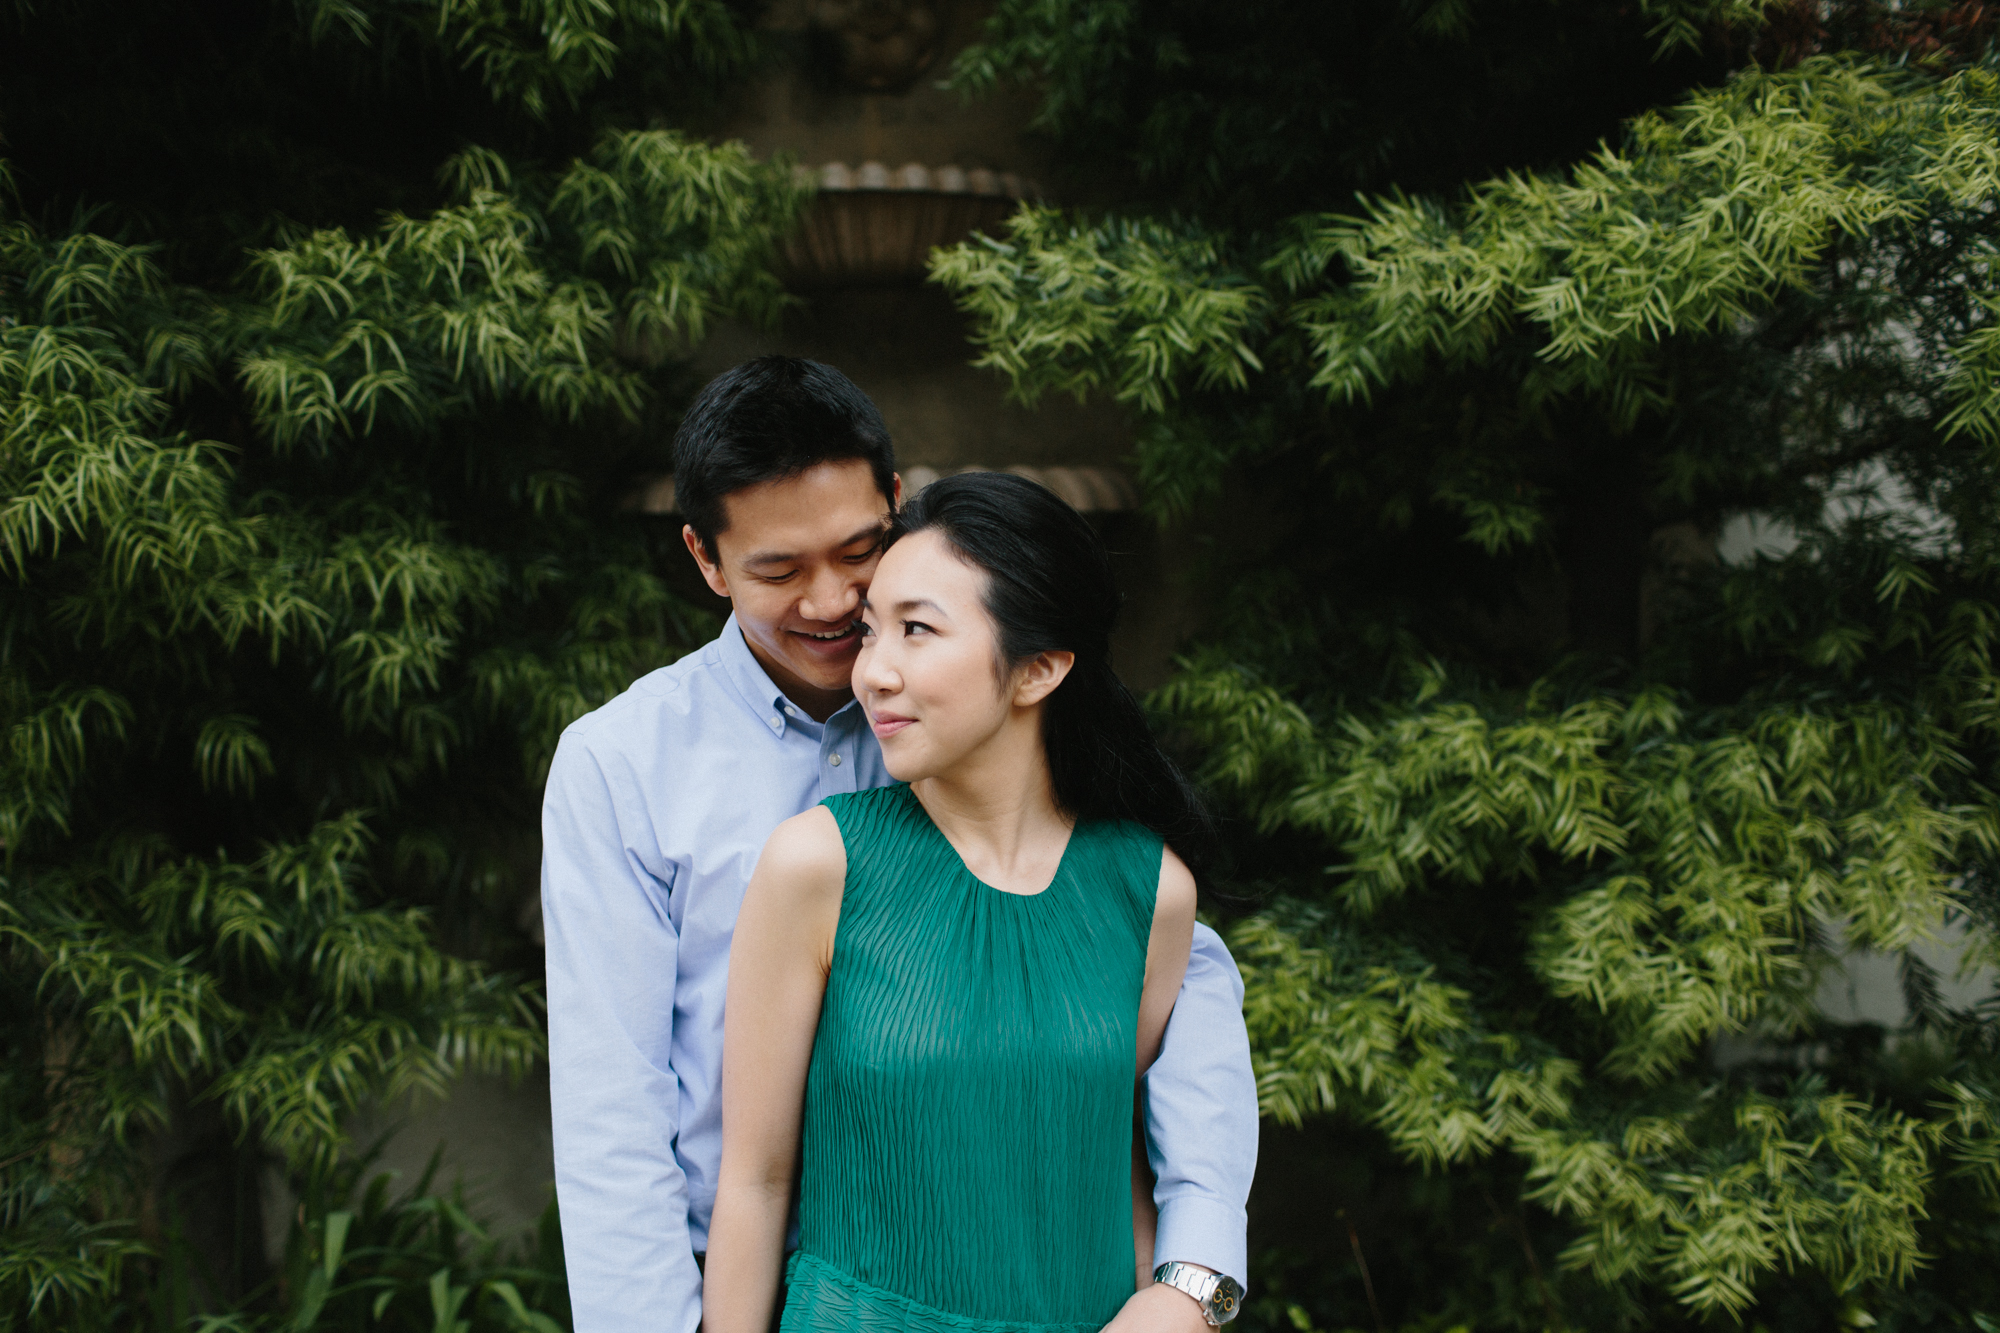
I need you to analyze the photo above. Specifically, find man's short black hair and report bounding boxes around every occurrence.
[672,356,896,558]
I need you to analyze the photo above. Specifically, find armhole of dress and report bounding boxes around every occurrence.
[818,793,862,956]
[1096,821,1166,947]
[1142,827,1174,950]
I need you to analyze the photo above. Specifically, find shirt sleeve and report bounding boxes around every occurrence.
[1142,921,1259,1291]
[542,731,702,1333]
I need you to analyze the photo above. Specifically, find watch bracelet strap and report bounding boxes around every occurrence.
[1152,1262,1234,1325]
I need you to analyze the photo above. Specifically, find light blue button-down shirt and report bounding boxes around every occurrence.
[542,617,1258,1333]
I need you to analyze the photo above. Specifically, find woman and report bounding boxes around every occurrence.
[703,472,1212,1333]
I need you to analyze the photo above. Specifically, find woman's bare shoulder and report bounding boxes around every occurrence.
[752,806,848,900]
[1153,843,1197,928]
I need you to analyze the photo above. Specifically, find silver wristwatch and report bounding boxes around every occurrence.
[1152,1262,1243,1326]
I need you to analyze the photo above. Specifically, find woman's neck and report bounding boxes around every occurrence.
[911,722,1071,896]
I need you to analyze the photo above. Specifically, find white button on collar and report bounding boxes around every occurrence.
[829,753,842,766]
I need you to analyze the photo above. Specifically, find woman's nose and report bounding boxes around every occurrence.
[856,640,898,695]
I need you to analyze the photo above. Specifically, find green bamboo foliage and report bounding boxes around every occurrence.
[936,59,2000,464]
[1278,63,2000,418]
[936,26,2000,1329]
[289,0,759,116]
[1162,654,1997,1314]
[2,107,805,1327]
[929,212,1271,415]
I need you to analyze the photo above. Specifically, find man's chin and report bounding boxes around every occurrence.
[780,645,862,695]
[742,627,859,702]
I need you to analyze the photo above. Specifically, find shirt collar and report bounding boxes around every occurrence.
[716,614,864,730]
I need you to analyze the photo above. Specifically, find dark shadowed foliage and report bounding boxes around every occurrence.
[0,3,802,1327]
[932,2,2000,1328]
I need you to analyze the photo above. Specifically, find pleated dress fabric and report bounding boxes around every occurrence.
[779,782,1161,1333]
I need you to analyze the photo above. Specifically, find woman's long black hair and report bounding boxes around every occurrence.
[888,471,1215,875]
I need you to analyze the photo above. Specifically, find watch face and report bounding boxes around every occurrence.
[1207,1276,1243,1323]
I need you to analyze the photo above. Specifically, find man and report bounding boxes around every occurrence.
[542,356,1258,1333]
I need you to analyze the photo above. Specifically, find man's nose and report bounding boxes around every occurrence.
[799,567,860,622]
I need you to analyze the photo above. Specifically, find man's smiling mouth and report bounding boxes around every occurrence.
[795,623,858,641]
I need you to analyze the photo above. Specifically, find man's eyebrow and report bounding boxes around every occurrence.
[740,524,886,568]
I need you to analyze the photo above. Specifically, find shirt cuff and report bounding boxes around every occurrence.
[1153,1193,1249,1294]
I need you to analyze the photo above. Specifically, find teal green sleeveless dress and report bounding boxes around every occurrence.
[778,783,1162,1333]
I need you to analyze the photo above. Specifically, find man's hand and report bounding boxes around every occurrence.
[1102,1277,1213,1333]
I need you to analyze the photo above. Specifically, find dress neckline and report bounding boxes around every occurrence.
[902,784,1078,900]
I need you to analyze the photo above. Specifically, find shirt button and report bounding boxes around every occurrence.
[829,753,842,767]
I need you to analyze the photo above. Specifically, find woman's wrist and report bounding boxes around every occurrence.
[1106,1279,1215,1333]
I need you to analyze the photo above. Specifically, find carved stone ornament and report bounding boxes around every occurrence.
[807,0,952,93]
[780,161,1043,287]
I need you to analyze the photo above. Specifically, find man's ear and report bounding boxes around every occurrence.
[683,525,731,599]
[1012,650,1075,708]
[891,473,904,509]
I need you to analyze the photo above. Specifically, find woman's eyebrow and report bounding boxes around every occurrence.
[858,595,948,617]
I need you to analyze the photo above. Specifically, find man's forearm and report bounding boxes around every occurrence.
[1141,922,1258,1288]
[543,734,703,1333]
[550,1063,703,1333]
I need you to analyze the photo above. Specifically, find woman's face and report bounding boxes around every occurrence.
[854,529,1021,783]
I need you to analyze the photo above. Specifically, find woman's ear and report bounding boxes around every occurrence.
[1012,650,1075,708]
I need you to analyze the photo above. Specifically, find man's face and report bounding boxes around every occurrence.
[683,459,897,720]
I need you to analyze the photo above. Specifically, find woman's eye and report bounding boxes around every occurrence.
[903,621,933,637]
[857,621,876,638]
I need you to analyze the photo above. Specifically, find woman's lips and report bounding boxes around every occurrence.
[869,711,914,740]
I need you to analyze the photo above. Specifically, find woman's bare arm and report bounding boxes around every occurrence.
[701,807,847,1333]
[1129,846,1197,1290]
[1136,846,1197,1077]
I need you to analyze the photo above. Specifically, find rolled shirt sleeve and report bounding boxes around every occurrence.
[543,732,703,1333]
[1142,921,1258,1290]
